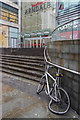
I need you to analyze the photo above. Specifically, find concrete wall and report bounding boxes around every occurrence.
[47,40,80,114]
[0,48,44,56]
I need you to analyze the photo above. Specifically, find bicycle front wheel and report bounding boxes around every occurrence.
[48,87,70,114]
[37,75,45,94]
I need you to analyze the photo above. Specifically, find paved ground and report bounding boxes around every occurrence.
[0,72,80,119]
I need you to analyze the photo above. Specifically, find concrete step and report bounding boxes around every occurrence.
[1,56,44,64]
[0,61,44,72]
[0,48,44,56]
[0,54,44,61]
[0,54,44,83]
[0,64,43,78]
[0,68,41,82]
[0,59,44,68]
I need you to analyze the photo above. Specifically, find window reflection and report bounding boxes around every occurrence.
[0,2,18,24]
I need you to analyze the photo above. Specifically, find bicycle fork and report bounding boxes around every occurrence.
[45,73,50,95]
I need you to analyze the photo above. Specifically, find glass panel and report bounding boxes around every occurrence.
[9,27,18,47]
[0,8,18,23]
[10,11,18,23]
[11,38,14,48]
[78,19,80,39]
[52,21,74,41]
[14,38,17,48]
[9,27,18,38]
[2,2,18,13]
[1,9,8,21]
[73,19,79,39]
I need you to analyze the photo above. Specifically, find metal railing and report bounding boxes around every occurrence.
[52,17,80,41]
[44,17,80,75]
[24,36,51,48]
[44,46,80,76]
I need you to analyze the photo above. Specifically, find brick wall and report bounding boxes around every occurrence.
[47,40,80,114]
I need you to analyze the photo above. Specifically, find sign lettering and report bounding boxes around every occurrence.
[25,1,53,15]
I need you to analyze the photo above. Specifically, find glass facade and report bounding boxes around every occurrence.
[58,0,80,10]
[0,2,19,48]
[56,0,80,25]
[52,18,80,41]
[9,27,18,48]
[0,25,19,48]
[0,2,18,24]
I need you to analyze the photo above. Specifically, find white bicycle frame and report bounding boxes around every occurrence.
[42,44,80,109]
[43,64,61,102]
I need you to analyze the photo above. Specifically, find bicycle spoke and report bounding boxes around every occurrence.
[36,46,70,115]
[48,87,70,114]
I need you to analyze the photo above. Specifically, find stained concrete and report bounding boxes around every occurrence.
[0,72,80,119]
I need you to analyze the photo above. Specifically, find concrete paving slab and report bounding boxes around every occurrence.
[0,72,80,119]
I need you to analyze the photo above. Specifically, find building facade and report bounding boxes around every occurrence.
[21,0,56,33]
[56,0,80,26]
[0,0,21,48]
[51,0,80,41]
[21,0,56,48]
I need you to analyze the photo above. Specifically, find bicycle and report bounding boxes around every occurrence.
[36,46,70,115]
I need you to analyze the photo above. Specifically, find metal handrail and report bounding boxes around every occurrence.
[44,46,80,75]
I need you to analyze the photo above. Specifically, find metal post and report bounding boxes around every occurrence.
[23,36,25,48]
[43,38,45,46]
[27,40,28,48]
[33,40,34,48]
[36,39,38,48]
[30,39,31,48]
[40,36,41,48]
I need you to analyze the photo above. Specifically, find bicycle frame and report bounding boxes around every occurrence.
[37,46,71,114]
[43,63,61,102]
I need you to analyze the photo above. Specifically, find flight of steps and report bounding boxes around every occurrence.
[0,54,45,82]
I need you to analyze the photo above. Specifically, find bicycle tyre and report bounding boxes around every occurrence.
[37,75,45,94]
[48,87,70,115]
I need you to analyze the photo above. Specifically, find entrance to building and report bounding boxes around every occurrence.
[11,38,17,48]
[24,37,49,48]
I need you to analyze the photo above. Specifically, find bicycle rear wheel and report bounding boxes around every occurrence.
[37,75,45,94]
[48,87,70,114]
